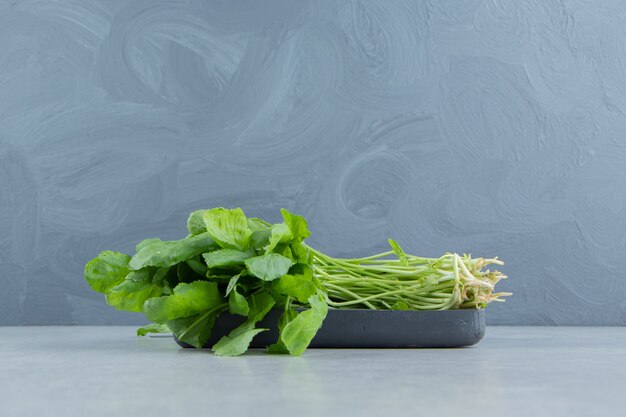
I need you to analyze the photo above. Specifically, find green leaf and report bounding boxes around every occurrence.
[105,269,163,312]
[202,207,252,250]
[152,267,170,284]
[250,229,271,250]
[84,251,131,294]
[265,222,293,252]
[143,281,223,324]
[136,323,169,337]
[204,273,232,282]
[225,273,242,295]
[290,241,311,263]
[212,324,268,356]
[279,307,298,332]
[161,283,173,295]
[245,253,294,281]
[266,343,290,354]
[129,232,218,270]
[272,265,316,304]
[247,292,276,322]
[388,239,408,266]
[284,246,294,259]
[391,300,410,310]
[187,210,208,235]
[273,243,293,259]
[248,217,272,250]
[228,286,249,316]
[281,209,310,241]
[136,238,161,253]
[167,308,222,349]
[212,293,275,356]
[186,257,208,276]
[281,292,328,356]
[268,307,298,354]
[247,217,271,232]
[202,248,255,269]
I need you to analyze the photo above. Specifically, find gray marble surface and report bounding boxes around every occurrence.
[1,326,624,417]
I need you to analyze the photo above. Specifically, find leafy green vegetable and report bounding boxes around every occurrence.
[280,209,310,241]
[388,238,408,266]
[129,233,218,270]
[87,208,324,356]
[272,266,317,304]
[267,305,298,354]
[167,307,224,349]
[202,248,255,269]
[212,325,268,356]
[136,323,169,336]
[186,257,208,276]
[247,217,271,231]
[105,269,163,312]
[228,286,249,315]
[85,206,508,357]
[281,292,328,356]
[187,210,208,235]
[213,293,275,356]
[290,241,311,263]
[84,251,131,293]
[247,292,277,323]
[391,300,410,310]
[245,253,294,281]
[225,273,242,295]
[250,230,271,250]
[143,281,223,323]
[202,207,252,251]
[265,222,292,253]
[152,267,170,284]
[136,238,161,253]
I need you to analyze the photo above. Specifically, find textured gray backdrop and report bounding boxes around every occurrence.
[1,0,625,325]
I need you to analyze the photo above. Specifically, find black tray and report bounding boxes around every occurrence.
[175,308,485,349]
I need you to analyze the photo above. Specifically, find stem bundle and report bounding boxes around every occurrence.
[307,243,510,310]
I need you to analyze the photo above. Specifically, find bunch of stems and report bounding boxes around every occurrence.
[307,246,510,310]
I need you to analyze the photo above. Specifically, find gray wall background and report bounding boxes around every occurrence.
[1,0,625,326]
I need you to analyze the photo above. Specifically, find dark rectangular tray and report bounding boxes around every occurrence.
[175,308,485,349]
